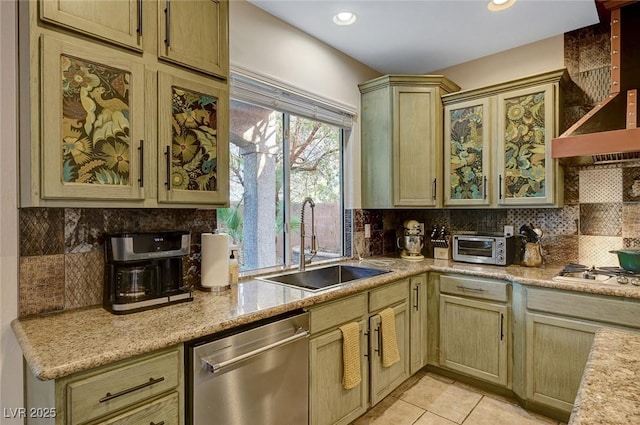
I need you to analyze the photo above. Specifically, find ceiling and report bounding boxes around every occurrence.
[247,0,601,74]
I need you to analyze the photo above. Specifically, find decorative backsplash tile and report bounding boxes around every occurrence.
[65,250,103,309]
[579,168,622,203]
[622,204,640,238]
[19,255,65,317]
[580,203,622,236]
[622,167,640,202]
[20,208,65,256]
[18,207,217,317]
[579,235,623,267]
[564,167,580,205]
[542,235,578,266]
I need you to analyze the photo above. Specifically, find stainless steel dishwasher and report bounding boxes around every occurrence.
[187,311,310,425]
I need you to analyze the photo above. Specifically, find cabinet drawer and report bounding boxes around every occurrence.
[369,279,409,312]
[309,293,367,335]
[527,287,640,329]
[97,392,180,425]
[66,349,180,424]
[440,275,508,302]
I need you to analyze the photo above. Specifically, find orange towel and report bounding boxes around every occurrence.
[339,322,361,390]
[379,307,400,368]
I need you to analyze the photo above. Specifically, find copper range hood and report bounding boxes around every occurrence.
[552,1,640,164]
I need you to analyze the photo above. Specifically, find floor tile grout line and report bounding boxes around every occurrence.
[460,394,485,424]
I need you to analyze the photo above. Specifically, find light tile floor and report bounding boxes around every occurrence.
[352,371,568,425]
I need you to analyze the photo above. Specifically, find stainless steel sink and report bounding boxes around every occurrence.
[259,264,390,291]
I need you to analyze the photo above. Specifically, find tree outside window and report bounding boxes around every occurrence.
[217,99,343,272]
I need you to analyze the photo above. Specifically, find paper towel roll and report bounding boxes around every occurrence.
[201,233,230,289]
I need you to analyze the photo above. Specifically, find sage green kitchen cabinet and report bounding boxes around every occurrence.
[309,294,369,425]
[308,278,413,425]
[442,69,566,207]
[369,300,411,405]
[524,313,597,413]
[158,0,229,79]
[409,273,428,374]
[19,0,230,208]
[39,0,143,51]
[25,346,184,425]
[39,0,229,79]
[359,75,460,208]
[523,286,640,416]
[438,275,510,387]
[157,71,229,205]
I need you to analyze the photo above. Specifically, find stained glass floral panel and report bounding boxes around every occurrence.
[171,86,218,191]
[448,105,485,200]
[502,91,547,199]
[61,54,131,185]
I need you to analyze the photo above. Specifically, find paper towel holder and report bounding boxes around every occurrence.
[199,232,232,294]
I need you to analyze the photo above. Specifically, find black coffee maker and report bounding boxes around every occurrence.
[104,231,193,314]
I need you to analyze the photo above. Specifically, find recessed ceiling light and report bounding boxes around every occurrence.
[333,11,357,26]
[488,0,517,11]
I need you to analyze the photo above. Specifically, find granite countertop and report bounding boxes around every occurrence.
[12,257,640,381]
[569,328,640,425]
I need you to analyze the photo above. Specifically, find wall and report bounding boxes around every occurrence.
[229,0,381,209]
[0,1,23,423]
[433,35,564,90]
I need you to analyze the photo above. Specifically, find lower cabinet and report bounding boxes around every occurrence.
[308,278,413,425]
[410,273,428,374]
[524,313,597,412]
[25,346,184,425]
[523,286,640,416]
[438,274,510,387]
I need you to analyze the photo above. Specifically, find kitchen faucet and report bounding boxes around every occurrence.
[299,197,317,271]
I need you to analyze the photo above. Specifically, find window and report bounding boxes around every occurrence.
[217,74,352,272]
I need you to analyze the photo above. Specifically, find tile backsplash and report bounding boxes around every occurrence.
[353,163,640,268]
[18,208,217,317]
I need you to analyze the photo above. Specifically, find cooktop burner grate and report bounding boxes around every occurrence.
[554,264,640,285]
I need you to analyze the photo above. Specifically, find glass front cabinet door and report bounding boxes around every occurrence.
[41,35,146,202]
[157,71,229,205]
[444,98,492,207]
[496,84,558,206]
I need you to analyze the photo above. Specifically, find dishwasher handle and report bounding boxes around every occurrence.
[201,328,310,374]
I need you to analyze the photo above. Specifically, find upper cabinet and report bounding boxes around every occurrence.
[359,75,460,209]
[39,0,229,79]
[40,0,143,51]
[20,1,230,208]
[158,0,229,79]
[442,69,567,208]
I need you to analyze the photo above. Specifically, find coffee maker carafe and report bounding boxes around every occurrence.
[397,220,424,260]
[104,231,192,314]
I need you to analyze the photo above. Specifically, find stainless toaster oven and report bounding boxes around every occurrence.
[452,233,516,266]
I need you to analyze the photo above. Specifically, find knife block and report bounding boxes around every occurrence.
[433,237,451,260]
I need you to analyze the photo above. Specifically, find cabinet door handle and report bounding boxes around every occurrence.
[374,323,382,357]
[483,176,487,200]
[432,178,437,201]
[99,376,165,403]
[138,139,144,188]
[500,313,504,341]
[150,422,165,425]
[136,0,143,36]
[498,175,503,200]
[164,0,171,47]
[413,284,420,311]
[165,146,171,190]
[456,285,484,293]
